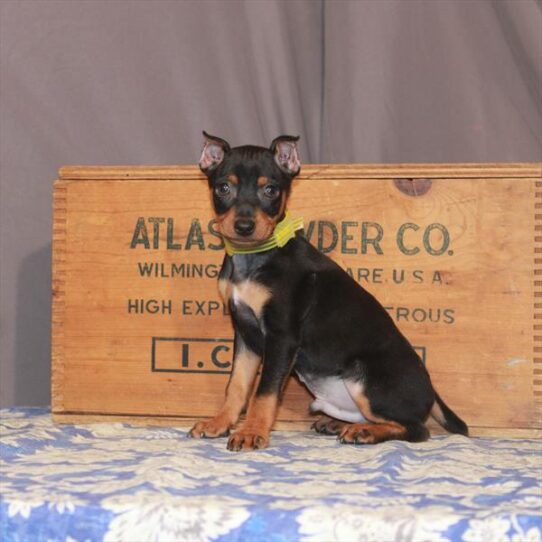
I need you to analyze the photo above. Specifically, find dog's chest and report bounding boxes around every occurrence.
[219,278,271,319]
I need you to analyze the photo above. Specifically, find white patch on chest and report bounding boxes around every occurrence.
[296,371,366,423]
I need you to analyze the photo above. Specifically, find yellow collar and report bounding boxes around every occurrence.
[224,212,304,256]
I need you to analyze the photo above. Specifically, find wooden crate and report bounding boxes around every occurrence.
[52,163,542,438]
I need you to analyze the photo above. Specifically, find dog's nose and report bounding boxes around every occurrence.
[234,219,256,236]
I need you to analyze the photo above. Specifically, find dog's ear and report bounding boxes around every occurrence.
[199,131,231,174]
[270,135,301,177]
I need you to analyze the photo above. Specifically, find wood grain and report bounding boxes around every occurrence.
[59,163,542,181]
[535,181,542,427]
[51,184,67,412]
[51,164,542,436]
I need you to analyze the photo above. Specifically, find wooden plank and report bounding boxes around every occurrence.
[51,184,67,413]
[52,169,541,435]
[58,163,542,181]
[536,184,542,427]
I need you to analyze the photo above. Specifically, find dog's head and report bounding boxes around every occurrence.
[198,132,301,245]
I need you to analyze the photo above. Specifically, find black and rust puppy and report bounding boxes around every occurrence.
[189,132,468,451]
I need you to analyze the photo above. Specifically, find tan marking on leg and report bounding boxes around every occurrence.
[232,280,271,318]
[223,347,261,418]
[227,393,278,451]
[344,380,389,423]
[339,422,407,445]
[218,278,232,304]
[341,380,410,444]
[189,346,260,438]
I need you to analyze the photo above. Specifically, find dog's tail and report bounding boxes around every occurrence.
[430,391,469,436]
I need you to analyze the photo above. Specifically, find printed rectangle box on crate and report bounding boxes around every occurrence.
[52,163,542,437]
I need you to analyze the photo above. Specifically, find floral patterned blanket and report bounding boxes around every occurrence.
[1,408,541,542]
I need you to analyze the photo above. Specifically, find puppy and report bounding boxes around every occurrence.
[189,132,468,451]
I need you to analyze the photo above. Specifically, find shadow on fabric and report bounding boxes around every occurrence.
[15,243,52,406]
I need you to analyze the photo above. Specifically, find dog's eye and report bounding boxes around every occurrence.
[215,183,231,196]
[263,185,279,199]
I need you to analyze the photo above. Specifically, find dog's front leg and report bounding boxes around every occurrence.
[227,336,297,451]
[189,335,260,439]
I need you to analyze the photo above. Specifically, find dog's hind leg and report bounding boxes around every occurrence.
[340,380,430,444]
[338,421,429,444]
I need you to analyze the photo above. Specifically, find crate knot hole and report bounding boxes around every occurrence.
[394,178,432,197]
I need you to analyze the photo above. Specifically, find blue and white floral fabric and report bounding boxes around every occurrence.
[1,408,541,542]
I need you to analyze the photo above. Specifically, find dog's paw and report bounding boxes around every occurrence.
[227,430,269,452]
[338,422,407,445]
[338,423,377,445]
[311,415,346,436]
[188,418,231,439]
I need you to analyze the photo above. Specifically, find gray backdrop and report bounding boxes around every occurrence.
[1,0,540,407]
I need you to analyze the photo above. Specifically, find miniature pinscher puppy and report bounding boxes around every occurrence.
[189,132,468,451]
